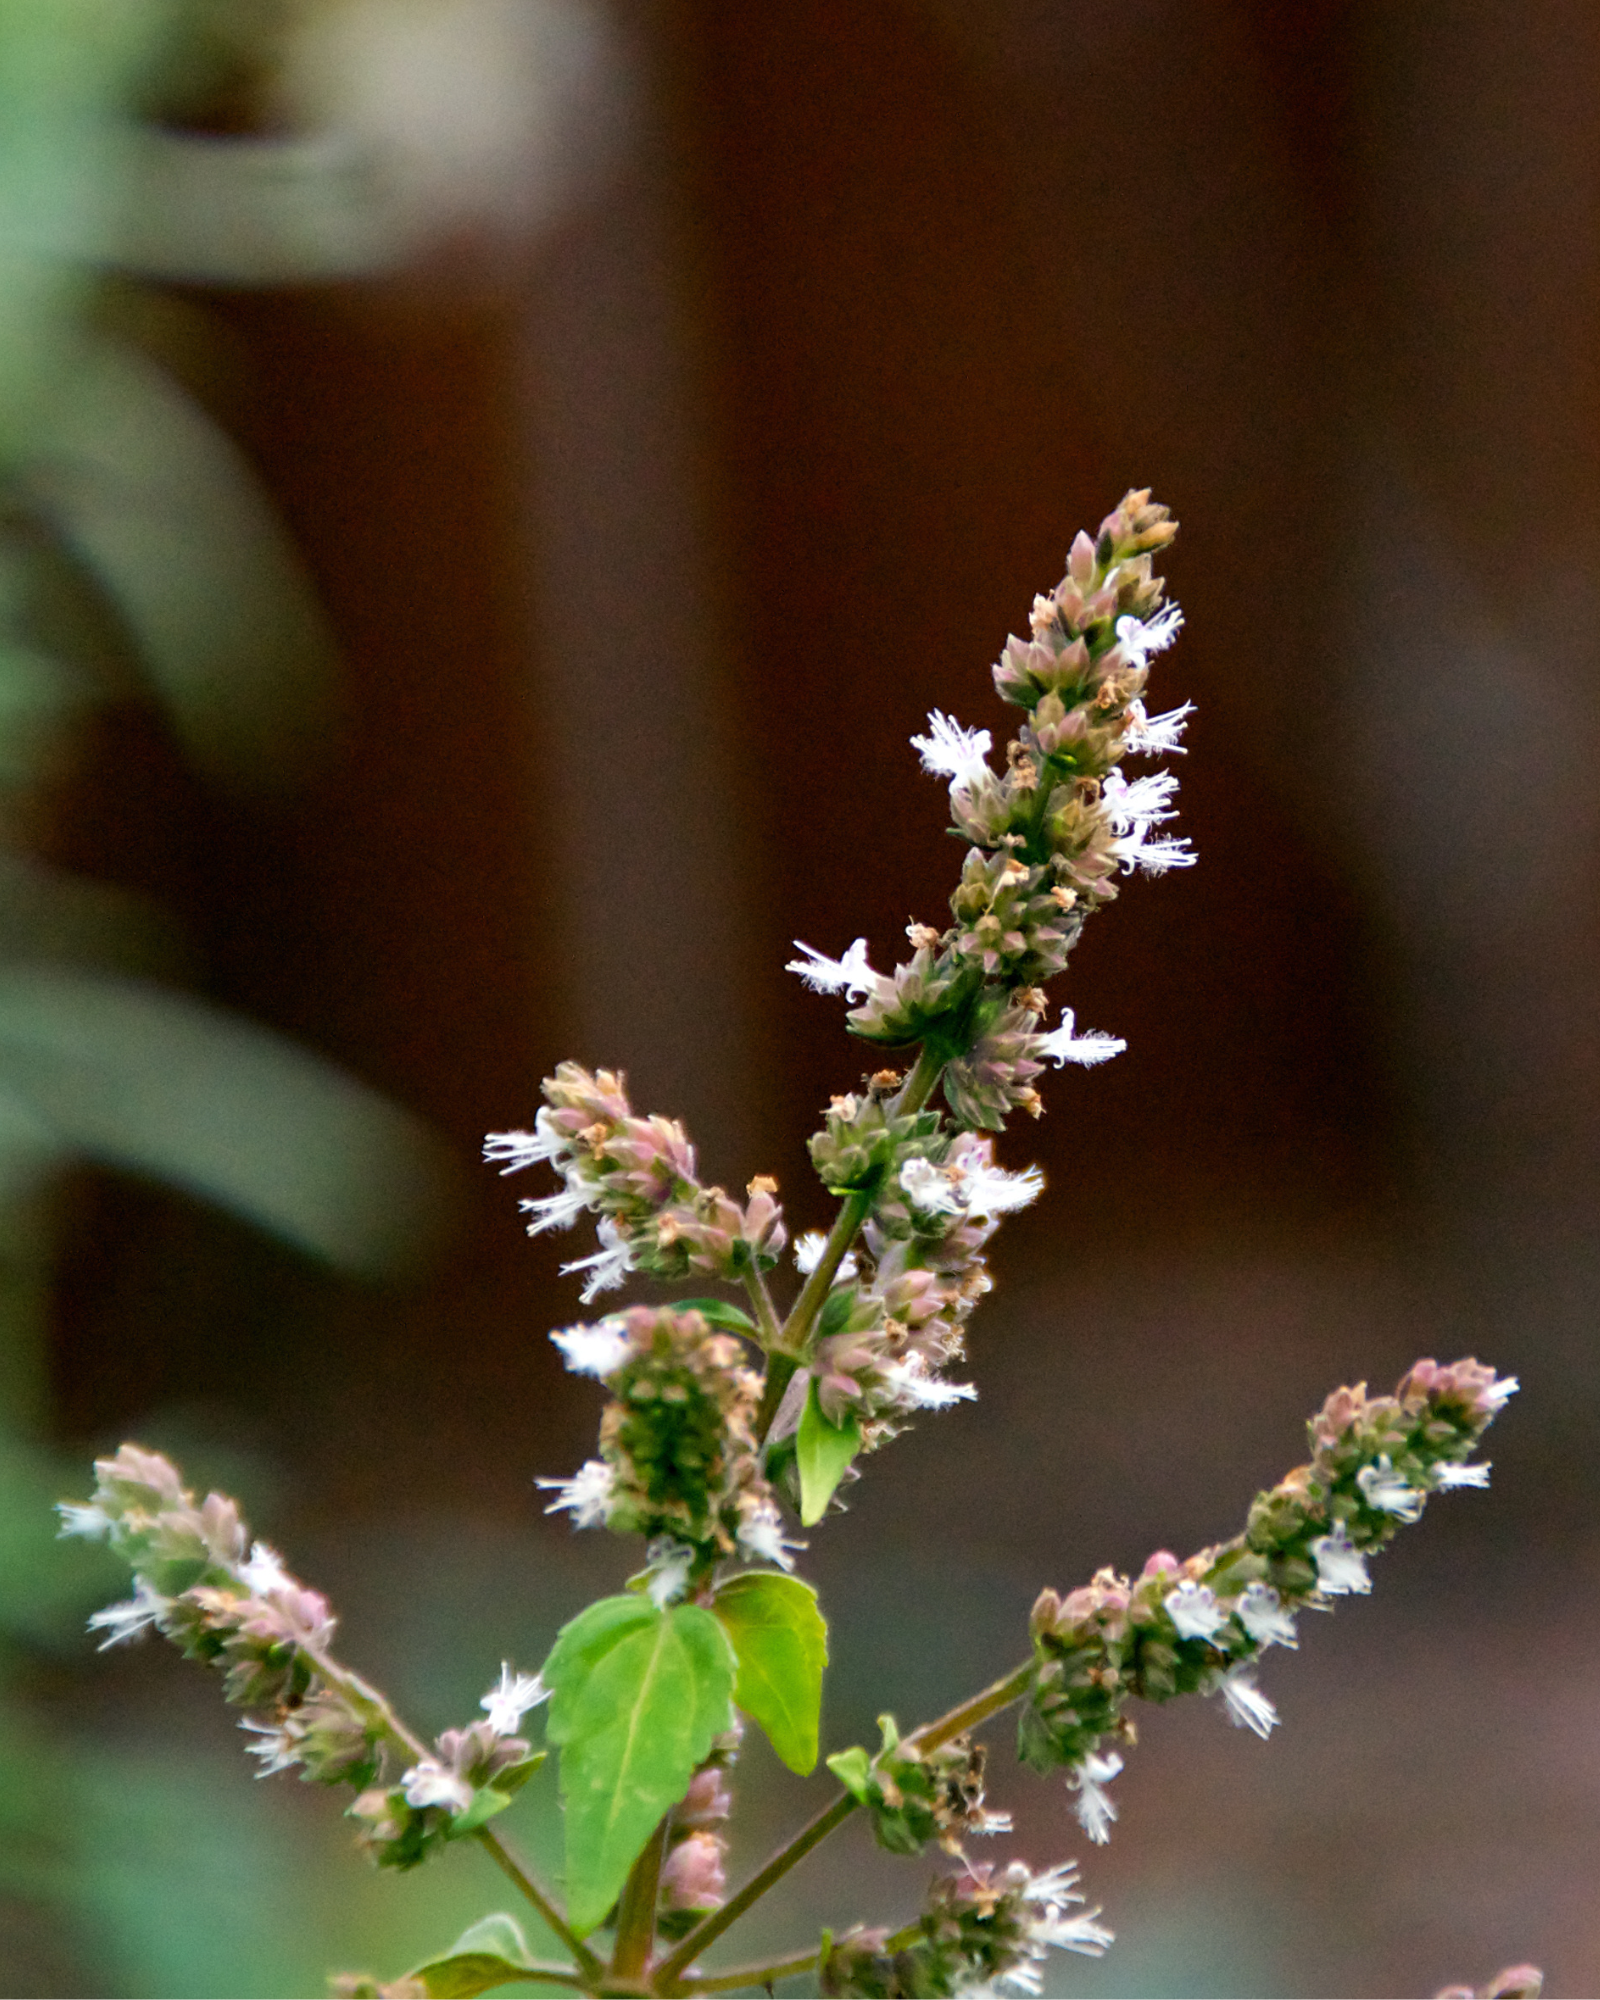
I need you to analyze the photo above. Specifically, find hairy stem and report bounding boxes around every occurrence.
[610,1815,670,1984]
[742,1265,785,1353]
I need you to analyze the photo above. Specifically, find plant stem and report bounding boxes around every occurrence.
[742,1265,785,1352]
[476,1827,603,1980]
[303,1642,601,1978]
[653,1652,1037,1989]
[652,1792,857,1990]
[675,1946,821,1993]
[610,1814,670,1984]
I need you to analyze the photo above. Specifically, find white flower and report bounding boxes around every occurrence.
[87,1577,170,1650]
[1164,1579,1225,1642]
[561,1217,634,1302]
[910,710,993,790]
[483,1120,563,1174]
[238,1541,292,1594]
[519,1182,595,1236]
[1036,1007,1126,1068]
[900,1156,963,1214]
[1310,1523,1371,1596]
[793,1230,858,1282]
[550,1319,631,1379]
[1435,1460,1492,1490]
[736,1502,805,1572]
[1110,819,1197,875]
[1101,767,1179,832]
[1067,1748,1123,1844]
[1123,698,1194,757]
[537,1459,615,1529]
[1114,603,1183,670]
[240,1717,301,1777]
[880,1360,977,1410]
[1481,1373,1519,1412]
[481,1663,550,1735]
[1235,1582,1298,1649]
[402,1760,474,1813]
[1356,1454,1425,1521]
[958,1159,1044,1218]
[786,937,880,998]
[643,1538,696,1608]
[56,1501,111,1541]
[1219,1663,1278,1739]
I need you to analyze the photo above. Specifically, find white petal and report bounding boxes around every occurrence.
[483,1124,564,1173]
[1435,1460,1492,1490]
[1235,1582,1298,1649]
[519,1183,594,1235]
[1123,699,1193,756]
[537,1460,615,1529]
[910,709,993,789]
[481,1664,550,1734]
[1310,1524,1371,1596]
[785,938,880,998]
[402,1761,474,1813]
[1114,603,1183,670]
[1356,1455,1425,1521]
[1037,1007,1126,1068]
[1219,1664,1278,1739]
[1164,1579,1226,1642]
[550,1320,632,1379]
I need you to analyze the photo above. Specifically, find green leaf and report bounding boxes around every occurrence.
[797,1382,862,1526]
[544,1599,736,1936]
[445,1786,514,1837]
[670,1298,758,1335]
[713,1572,828,1774]
[405,1913,540,1997]
[825,1745,872,1801]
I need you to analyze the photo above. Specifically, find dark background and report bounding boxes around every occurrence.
[37,3,1600,1994]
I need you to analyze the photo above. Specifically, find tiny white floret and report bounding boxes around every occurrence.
[786,938,880,999]
[1037,1007,1126,1068]
[1310,1523,1372,1596]
[550,1320,632,1379]
[1219,1663,1278,1739]
[1356,1455,1425,1521]
[1164,1579,1226,1643]
[793,1230,858,1282]
[561,1217,635,1303]
[1235,1582,1298,1649]
[1435,1460,1492,1490]
[1114,603,1183,670]
[537,1460,615,1529]
[402,1760,474,1813]
[1067,1748,1123,1845]
[87,1577,169,1650]
[481,1663,550,1735]
[910,710,994,790]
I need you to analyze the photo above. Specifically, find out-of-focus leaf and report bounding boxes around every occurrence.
[112,130,402,283]
[22,336,338,789]
[404,1913,541,1997]
[0,966,459,1275]
[0,852,188,978]
[670,1298,757,1335]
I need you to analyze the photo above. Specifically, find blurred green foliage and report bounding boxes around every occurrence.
[0,2,458,1989]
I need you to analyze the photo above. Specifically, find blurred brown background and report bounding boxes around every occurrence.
[36,2,1600,1994]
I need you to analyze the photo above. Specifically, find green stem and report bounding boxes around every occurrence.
[675,1946,820,1993]
[653,1652,1036,1990]
[610,1815,670,1984]
[741,1265,784,1353]
[303,1643,600,1978]
[652,1792,857,1990]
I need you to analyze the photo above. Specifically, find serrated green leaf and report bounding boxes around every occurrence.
[545,1600,735,1936]
[406,1912,538,1997]
[713,1571,827,1774]
[797,1382,861,1526]
[669,1298,758,1335]
[825,1745,872,1801]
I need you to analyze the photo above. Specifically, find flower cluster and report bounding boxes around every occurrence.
[539,1305,787,1589]
[486,1063,786,1302]
[827,1715,1011,1857]
[819,1858,1112,1997]
[656,1721,743,1938]
[800,1125,1041,1445]
[61,1447,546,1872]
[789,490,1189,1134]
[1021,1358,1515,1843]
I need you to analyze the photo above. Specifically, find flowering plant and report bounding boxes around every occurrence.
[61,494,1531,1998]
